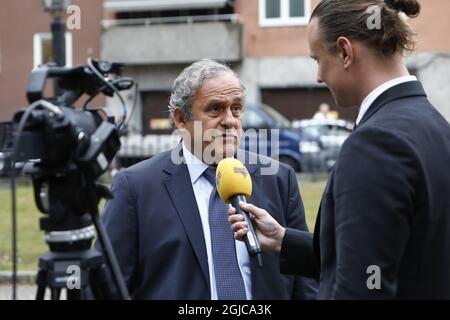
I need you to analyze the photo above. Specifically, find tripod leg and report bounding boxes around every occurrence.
[88,263,120,300]
[67,289,81,300]
[36,285,46,300]
[51,288,61,300]
[35,269,47,300]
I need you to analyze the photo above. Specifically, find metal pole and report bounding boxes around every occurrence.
[51,13,65,97]
[51,15,66,67]
[44,0,71,96]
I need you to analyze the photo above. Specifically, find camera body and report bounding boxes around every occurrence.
[7,59,133,244]
[11,60,130,176]
[14,105,120,179]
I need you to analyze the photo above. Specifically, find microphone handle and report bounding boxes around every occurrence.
[230,195,262,267]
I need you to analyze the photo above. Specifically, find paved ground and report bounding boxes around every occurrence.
[0,284,38,300]
[0,284,68,300]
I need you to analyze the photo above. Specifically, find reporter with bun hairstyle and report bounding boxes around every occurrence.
[229,0,450,299]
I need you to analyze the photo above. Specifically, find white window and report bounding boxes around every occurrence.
[33,32,73,69]
[259,0,310,27]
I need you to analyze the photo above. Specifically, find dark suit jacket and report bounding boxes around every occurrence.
[280,81,450,299]
[99,148,317,299]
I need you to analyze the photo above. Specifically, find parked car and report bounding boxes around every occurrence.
[292,118,354,170]
[240,104,324,172]
[0,150,27,177]
[0,122,17,177]
[0,151,8,176]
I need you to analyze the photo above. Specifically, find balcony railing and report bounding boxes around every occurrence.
[101,13,243,64]
[102,13,241,29]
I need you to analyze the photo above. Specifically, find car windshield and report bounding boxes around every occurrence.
[261,104,291,129]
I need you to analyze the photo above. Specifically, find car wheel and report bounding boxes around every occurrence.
[279,156,300,172]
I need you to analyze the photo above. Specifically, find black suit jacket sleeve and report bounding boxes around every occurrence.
[97,171,138,291]
[280,228,319,279]
[283,167,319,298]
[331,127,418,299]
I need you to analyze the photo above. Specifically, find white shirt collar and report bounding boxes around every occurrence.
[182,142,209,184]
[356,75,418,125]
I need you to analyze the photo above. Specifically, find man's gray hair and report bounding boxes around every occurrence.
[168,59,244,125]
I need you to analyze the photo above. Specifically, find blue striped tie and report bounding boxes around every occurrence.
[203,167,247,300]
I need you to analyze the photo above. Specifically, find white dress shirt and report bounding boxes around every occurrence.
[182,143,252,300]
[356,75,418,125]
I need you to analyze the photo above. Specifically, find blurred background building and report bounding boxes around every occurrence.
[0,0,449,170]
[99,0,450,134]
[1,0,449,126]
[0,0,103,121]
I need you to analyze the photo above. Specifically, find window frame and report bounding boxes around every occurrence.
[259,0,310,27]
[33,32,73,69]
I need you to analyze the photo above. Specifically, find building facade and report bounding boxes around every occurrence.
[101,0,450,135]
[0,0,103,122]
[1,0,449,132]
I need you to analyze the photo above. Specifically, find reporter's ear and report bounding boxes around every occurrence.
[336,36,354,69]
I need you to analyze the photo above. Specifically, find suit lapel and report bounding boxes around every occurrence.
[162,147,210,290]
[355,81,426,130]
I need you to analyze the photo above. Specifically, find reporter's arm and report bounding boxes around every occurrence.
[230,198,319,279]
[280,227,319,279]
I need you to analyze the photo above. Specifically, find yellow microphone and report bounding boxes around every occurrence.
[216,158,262,267]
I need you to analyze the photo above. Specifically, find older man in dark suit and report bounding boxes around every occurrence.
[98,59,317,299]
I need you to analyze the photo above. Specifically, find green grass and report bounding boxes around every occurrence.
[0,181,47,271]
[298,176,327,231]
[0,177,326,271]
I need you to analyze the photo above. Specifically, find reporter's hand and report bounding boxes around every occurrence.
[228,202,285,253]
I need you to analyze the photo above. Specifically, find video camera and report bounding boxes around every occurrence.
[3,59,133,300]
[14,59,131,173]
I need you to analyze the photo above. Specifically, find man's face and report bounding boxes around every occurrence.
[182,72,244,163]
[307,18,351,108]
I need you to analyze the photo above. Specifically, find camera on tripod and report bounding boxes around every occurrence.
[4,59,133,300]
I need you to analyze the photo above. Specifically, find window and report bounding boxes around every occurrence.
[261,104,290,128]
[259,0,310,27]
[303,125,321,137]
[243,109,267,129]
[33,32,73,69]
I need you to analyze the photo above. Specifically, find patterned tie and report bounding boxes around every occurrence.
[203,166,247,300]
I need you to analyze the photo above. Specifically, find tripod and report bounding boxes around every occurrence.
[36,247,109,300]
[29,165,130,300]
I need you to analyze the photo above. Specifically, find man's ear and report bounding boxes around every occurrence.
[172,108,186,129]
[336,36,354,69]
